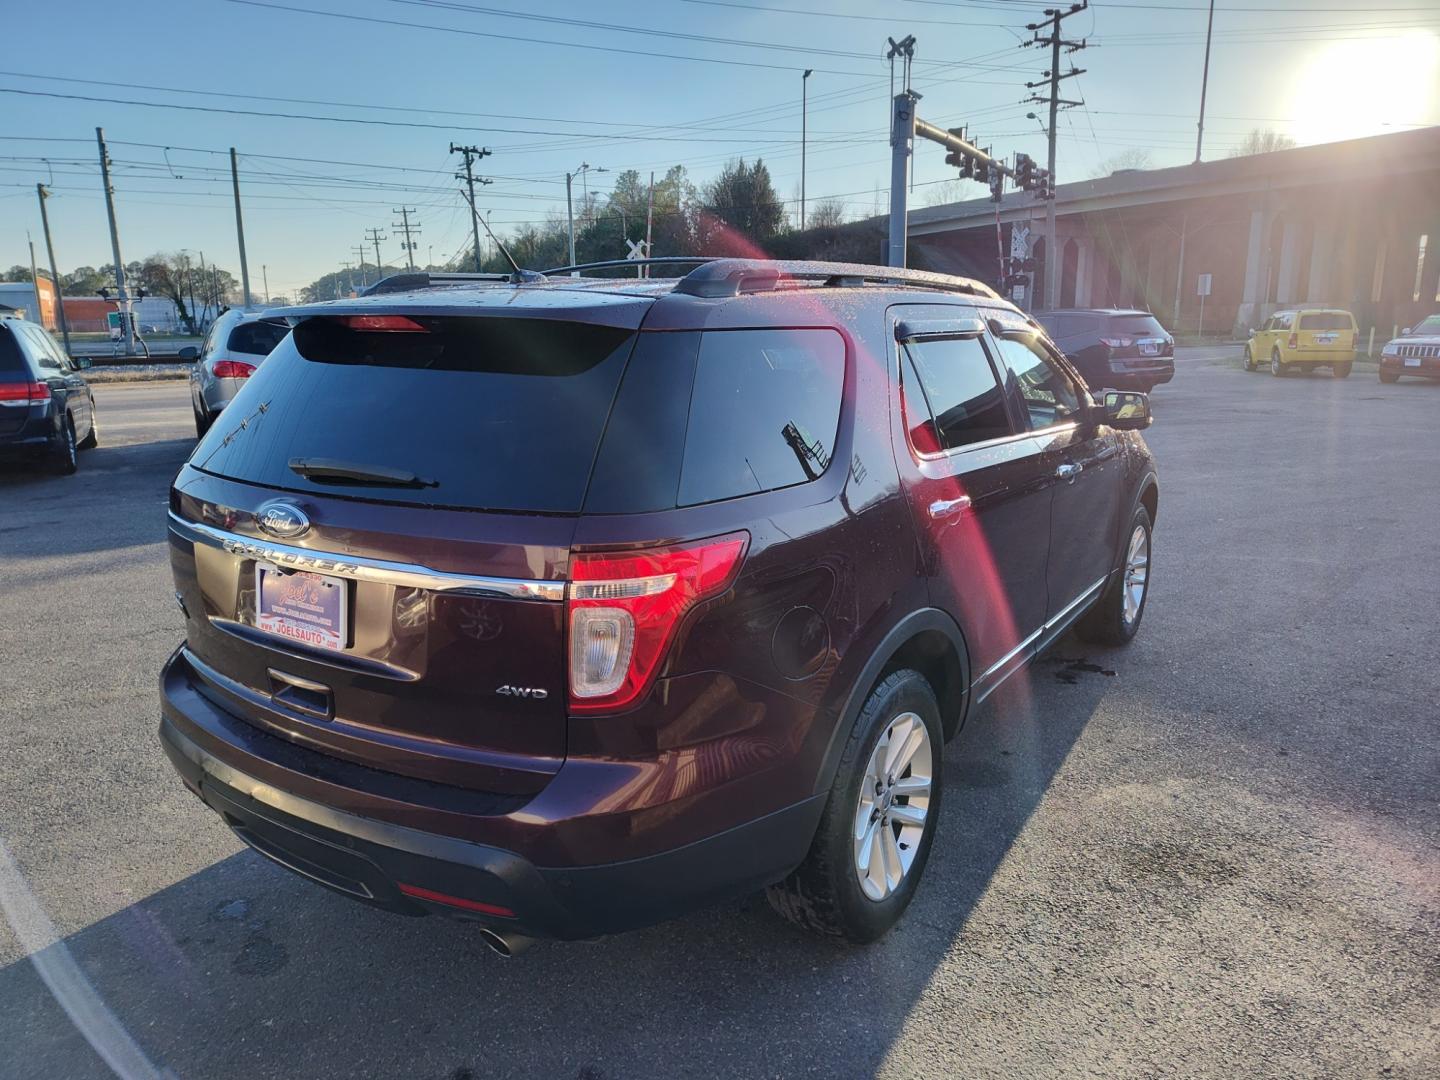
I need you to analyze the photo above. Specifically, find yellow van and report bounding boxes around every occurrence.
[1244,309,1356,378]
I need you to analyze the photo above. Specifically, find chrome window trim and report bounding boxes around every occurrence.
[168,513,566,602]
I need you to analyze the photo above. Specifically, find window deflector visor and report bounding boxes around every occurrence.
[896,317,986,341]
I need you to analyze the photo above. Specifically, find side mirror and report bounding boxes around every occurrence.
[71,356,92,371]
[1101,390,1151,431]
[178,345,199,361]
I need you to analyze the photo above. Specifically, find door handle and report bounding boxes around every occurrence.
[1055,463,1083,482]
[928,495,972,519]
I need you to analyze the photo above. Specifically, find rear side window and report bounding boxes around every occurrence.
[1108,314,1166,338]
[228,320,289,356]
[0,325,27,373]
[678,329,844,506]
[1298,313,1353,331]
[192,316,636,513]
[901,335,1012,451]
[1271,313,1294,331]
[585,328,845,512]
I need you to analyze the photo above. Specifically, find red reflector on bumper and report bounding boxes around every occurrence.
[398,882,515,917]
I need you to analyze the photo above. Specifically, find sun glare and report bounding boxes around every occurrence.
[1286,31,1440,147]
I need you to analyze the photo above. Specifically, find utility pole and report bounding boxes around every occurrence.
[352,244,369,289]
[1195,0,1216,162]
[1025,2,1087,309]
[36,184,72,356]
[801,69,813,229]
[644,171,655,279]
[392,207,421,271]
[95,127,136,356]
[885,35,917,268]
[365,227,386,281]
[338,261,353,300]
[229,147,252,308]
[449,143,492,271]
[262,264,271,304]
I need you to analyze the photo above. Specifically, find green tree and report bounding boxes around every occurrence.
[699,158,785,254]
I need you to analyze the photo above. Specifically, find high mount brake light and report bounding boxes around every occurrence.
[567,532,749,713]
[212,360,256,380]
[0,380,50,404]
[334,315,428,333]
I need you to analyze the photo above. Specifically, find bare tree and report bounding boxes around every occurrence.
[1229,129,1296,158]
[808,198,847,229]
[1090,148,1153,178]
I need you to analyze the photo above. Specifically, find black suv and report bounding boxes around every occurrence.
[159,259,1158,951]
[1035,308,1175,392]
[0,316,96,474]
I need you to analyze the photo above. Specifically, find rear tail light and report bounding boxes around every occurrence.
[334,315,428,332]
[0,380,51,405]
[568,532,749,713]
[1099,337,1133,348]
[212,359,256,380]
[1287,332,1299,349]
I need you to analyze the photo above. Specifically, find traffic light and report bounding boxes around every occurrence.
[974,157,990,184]
[1015,153,1035,190]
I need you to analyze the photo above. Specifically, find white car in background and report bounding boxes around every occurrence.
[183,309,290,436]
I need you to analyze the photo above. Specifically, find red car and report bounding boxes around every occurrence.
[160,259,1159,951]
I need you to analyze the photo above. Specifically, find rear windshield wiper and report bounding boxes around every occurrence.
[288,457,438,488]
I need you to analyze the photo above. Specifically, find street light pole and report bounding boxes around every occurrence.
[1195,0,1216,163]
[801,69,813,230]
[565,164,605,273]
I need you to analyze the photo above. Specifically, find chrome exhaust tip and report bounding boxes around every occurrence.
[478,928,534,957]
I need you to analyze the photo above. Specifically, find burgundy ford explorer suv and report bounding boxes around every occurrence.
[160,259,1158,952]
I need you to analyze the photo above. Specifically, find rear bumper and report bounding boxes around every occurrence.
[1280,349,1354,365]
[1100,361,1174,389]
[159,651,824,939]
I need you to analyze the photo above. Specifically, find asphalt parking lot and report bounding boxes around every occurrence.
[1,352,1437,1079]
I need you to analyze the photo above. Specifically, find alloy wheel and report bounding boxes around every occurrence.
[1122,523,1149,626]
[853,711,933,902]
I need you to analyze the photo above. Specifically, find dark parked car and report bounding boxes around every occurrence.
[0,316,96,474]
[1035,308,1175,392]
[159,259,1159,951]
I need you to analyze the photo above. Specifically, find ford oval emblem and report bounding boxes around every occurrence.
[256,502,310,539]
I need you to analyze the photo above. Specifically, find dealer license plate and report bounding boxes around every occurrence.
[255,565,348,652]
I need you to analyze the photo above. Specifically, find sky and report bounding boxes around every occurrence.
[2,0,1437,300]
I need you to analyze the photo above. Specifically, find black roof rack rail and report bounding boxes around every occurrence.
[673,259,1000,300]
[361,271,513,296]
[539,257,719,276]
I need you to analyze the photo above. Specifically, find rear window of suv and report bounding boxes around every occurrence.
[1298,313,1353,331]
[1107,314,1166,338]
[228,319,290,356]
[0,325,28,374]
[192,315,636,513]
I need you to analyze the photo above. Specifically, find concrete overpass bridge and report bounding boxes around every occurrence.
[907,126,1440,338]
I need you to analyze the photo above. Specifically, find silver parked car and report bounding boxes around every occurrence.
[183,309,289,436]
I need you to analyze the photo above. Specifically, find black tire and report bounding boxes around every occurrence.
[1332,361,1352,379]
[1379,369,1399,384]
[1242,346,1255,371]
[194,403,212,438]
[48,415,78,475]
[77,408,98,449]
[1270,349,1286,377]
[1076,505,1153,646]
[766,669,944,943]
